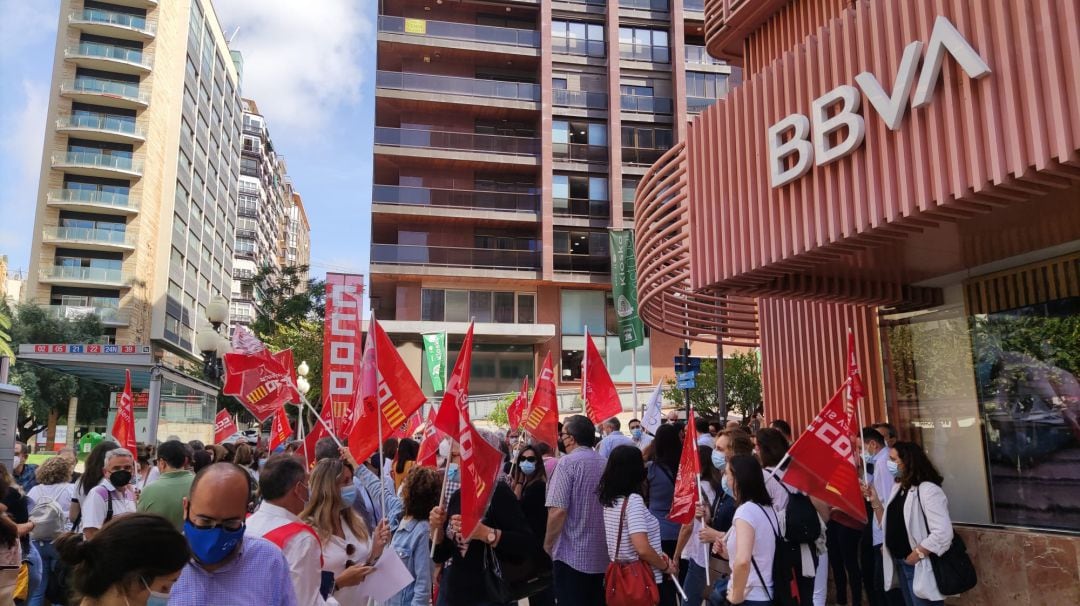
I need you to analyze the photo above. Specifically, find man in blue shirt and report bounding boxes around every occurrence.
[12,441,37,492]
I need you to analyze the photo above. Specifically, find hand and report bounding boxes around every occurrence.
[372,519,391,550]
[339,447,359,468]
[867,485,883,510]
[695,503,707,519]
[712,537,728,558]
[662,555,678,576]
[904,548,923,566]
[698,525,722,544]
[429,506,447,530]
[335,564,376,588]
[448,514,463,538]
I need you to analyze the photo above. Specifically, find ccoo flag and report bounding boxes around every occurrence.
[213,409,238,444]
[582,328,623,424]
[416,404,447,468]
[608,230,645,351]
[522,352,560,449]
[268,406,292,452]
[507,376,529,432]
[111,369,137,453]
[668,409,701,524]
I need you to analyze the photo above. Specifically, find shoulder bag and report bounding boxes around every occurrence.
[604,497,660,606]
[916,488,977,595]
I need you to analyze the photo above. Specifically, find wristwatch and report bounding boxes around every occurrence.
[486,529,498,545]
[917,549,927,560]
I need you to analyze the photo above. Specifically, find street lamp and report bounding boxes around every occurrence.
[295,361,311,439]
[198,295,231,381]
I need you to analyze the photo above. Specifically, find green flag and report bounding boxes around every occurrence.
[421,332,447,392]
[609,230,645,351]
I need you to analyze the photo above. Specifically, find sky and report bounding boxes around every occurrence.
[0,0,377,285]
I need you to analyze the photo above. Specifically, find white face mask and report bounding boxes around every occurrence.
[12,456,20,468]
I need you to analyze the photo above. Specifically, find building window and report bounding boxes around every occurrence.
[422,289,536,324]
[619,27,669,63]
[554,230,611,274]
[552,20,605,57]
[621,125,673,166]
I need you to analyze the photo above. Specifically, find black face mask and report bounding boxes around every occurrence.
[110,470,133,488]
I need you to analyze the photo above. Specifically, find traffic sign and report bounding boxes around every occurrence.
[677,371,696,389]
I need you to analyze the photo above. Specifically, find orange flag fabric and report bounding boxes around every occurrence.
[269,406,292,452]
[111,369,137,453]
[507,376,529,431]
[669,409,701,524]
[522,353,560,449]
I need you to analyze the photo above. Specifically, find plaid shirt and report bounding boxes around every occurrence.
[169,537,298,606]
[545,447,609,574]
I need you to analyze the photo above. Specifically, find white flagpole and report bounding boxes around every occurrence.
[631,347,639,420]
[297,392,342,448]
[372,314,387,519]
[697,476,711,588]
[849,329,870,486]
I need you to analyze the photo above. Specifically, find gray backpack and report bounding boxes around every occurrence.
[29,495,66,540]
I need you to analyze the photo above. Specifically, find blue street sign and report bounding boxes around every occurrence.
[677,371,696,389]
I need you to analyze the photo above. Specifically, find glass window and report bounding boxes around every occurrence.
[552,78,567,90]
[493,292,515,324]
[517,294,535,324]
[607,336,651,383]
[561,290,605,335]
[470,291,493,323]
[168,280,182,300]
[445,290,469,322]
[553,121,569,145]
[589,177,609,200]
[553,175,569,200]
[422,289,445,322]
[588,123,607,146]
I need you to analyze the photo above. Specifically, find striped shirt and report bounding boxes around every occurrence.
[603,493,663,583]
[545,447,609,574]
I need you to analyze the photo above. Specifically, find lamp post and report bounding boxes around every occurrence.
[295,361,311,439]
[196,295,231,382]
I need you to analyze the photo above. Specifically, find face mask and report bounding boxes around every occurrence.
[258,458,268,469]
[340,485,358,508]
[631,428,643,440]
[438,441,452,460]
[711,451,727,471]
[447,463,460,483]
[183,520,245,566]
[861,452,874,465]
[12,456,20,469]
[109,470,133,488]
[141,577,170,606]
[886,460,901,479]
[520,461,537,476]
[721,474,734,499]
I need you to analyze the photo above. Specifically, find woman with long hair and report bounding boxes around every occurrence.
[0,503,20,601]
[384,466,441,606]
[676,445,722,603]
[647,424,683,563]
[509,444,554,606]
[600,445,676,606]
[392,438,419,493]
[715,455,779,606]
[27,455,76,605]
[869,442,954,606]
[302,457,390,605]
[69,440,119,528]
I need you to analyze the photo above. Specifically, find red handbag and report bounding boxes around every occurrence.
[604,496,660,606]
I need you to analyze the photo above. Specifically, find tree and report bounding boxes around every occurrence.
[663,350,762,421]
[251,265,325,337]
[0,302,14,360]
[488,393,513,428]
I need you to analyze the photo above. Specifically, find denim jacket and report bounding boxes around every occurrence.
[383,518,432,606]
[355,462,403,530]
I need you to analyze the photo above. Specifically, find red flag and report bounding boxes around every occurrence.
[522,353,560,449]
[214,409,238,444]
[111,370,137,452]
[302,402,334,468]
[222,349,299,422]
[391,411,422,440]
[507,376,529,431]
[669,409,702,524]
[416,405,446,468]
[269,406,292,452]
[432,325,475,437]
[351,318,378,430]
[322,274,365,436]
[781,384,867,523]
[582,330,622,424]
[347,319,427,465]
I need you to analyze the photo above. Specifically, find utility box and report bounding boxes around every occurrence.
[0,384,22,466]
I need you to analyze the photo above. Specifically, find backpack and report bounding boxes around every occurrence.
[776,481,821,545]
[754,505,815,606]
[29,495,65,540]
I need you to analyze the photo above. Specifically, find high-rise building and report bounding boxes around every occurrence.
[284,192,311,277]
[370,0,738,395]
[23,0,244,362]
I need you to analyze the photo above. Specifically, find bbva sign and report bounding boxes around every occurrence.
[768,16,991,188]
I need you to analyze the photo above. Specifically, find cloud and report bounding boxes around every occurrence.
[0,81,49,269]
[214,0,372,136]
[0,0,57,57]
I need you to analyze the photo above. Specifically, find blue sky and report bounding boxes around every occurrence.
[0,0,377,285]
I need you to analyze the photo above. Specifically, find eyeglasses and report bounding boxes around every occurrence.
[629,425,641,430]
[188,516,245,532]
[520,456,538,463]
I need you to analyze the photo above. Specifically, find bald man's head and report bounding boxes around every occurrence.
[185,463,251,524]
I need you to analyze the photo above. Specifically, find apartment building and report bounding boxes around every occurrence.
[285,192,311,275]
[370,0,738,395]
[24,0,244,361]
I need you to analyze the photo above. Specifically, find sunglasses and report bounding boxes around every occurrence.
[520,456,538,463]
[345,543,357,568]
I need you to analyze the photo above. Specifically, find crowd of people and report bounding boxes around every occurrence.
[0,411,962,606]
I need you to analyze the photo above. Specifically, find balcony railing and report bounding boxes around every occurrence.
[54,151,140,174]
[685,45,725,66]
[620,0,669,11]
[687,96,718,113]
[372,244,541,270]
[552,37,606,58]
[375,127,539,156]
[620,43,670,63]
[554,198,611,220]
[554,254,611,274]
[58,114,142,137]
[376,71,539,102]
[71,8,155,35]
[45,304,129,324]
[552,89,608,109]
[623,146,668,166]
[44,226,132,246]
[48,188,134,210]
[620,94,673,114]
[40,266,127,285]
[66,41,150,68]
[553,142,608,163]
[372,185,539,213]
[62,77,148,104]
[378,15,539,48]
[230,312,254,324]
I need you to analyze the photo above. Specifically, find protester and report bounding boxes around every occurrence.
[12,442,38,493]
[502,428,523,473]
[135,443,159,492]
[206,444,227,464]
[26,455,75,606]
[715,455,779,606]
[392,438,419,493]
[541,415,608,604]
[869,443,954,606]
[665,410,680,425]
[874,423,899,448]
[725,420,741,431]
[191,450,213,474]
[707,421,722,438]
[302,456,391,605]
[137,440,194,530]
[0,514,19,602]
[695,417,714,448]
[827,505,866,606]
[56,447,81,485]
[698,428,754,547]
[769,419,793,444]
[53,513,188,604]
[221,443,237,462]
[188,440,205,453]
[749,409,764,434]
[384,466,441,606]
[81,447,137,540]
[597,417,635,458]
[677,445,722,604]
[628,418,653,450]
[600,445,676,605]
[432,428,541,606]
[509,444,555,606]
[246,455,333,606]
[1,461,38,602]
[313,438,399,532]
[169,463,297,605]
[861,427,903,606]
[69,440,118,530]
[647,424,683,564]
[534,442,558,479]
[381,438,399,480]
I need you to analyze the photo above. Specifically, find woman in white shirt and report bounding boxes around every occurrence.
[302,457,390,604]
[599,445,677,606]
[26,456,76,606]
[715,455,779,606]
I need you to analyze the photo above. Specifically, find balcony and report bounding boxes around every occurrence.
[42,226,134,251]
[620,94,673,115]
[230,312,254,325]
[704,0,789,61]
[102,0,158,7]
[554,198,611,221]
[371,244,540,271]
[553,143,608,164]
[620,0,669,11]
[687,96,718,113]
[685,45,726,67]
[233,269,256,281]
[623,146,668,166]
[52,151,141,179]
[39,266,130,288]
[376,71,539,103]
[378,15,539,49]
[375,127,538,157]
[372,185,539,214]
[60,77,148,109]
[44,304,129,326]
[553,89,608,110]
[56,114,144,144]
[554,254,611,274]
[64,41,152,75]
[620,43,670,63]
[552,37,606,58]
[69,8,156,40]
[47,188,137,215]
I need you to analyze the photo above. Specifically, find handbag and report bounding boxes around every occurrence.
[481,543,512,603]
[604,497,660,606]
[916,488,977,596]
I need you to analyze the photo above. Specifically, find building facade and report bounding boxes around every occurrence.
[285,192,311,274]
[24,0,244,362]
[371,0,751,397]
[635,0,1080,603]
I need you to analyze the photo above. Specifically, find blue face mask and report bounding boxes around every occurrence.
[886,460,901,479]
[711,451,727,471]
[520,461,537,476]
[447,463,460,483]
[183,520,245,566]
[631,428,643,440]
[142,577,170,606]
[721,473,734,499]
[861,452,874,465]
[340,485,358,509]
